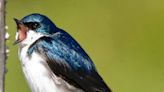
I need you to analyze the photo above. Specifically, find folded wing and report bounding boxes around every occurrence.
[28,30,111,92]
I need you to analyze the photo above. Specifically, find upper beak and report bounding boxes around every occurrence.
[13,18,23,28]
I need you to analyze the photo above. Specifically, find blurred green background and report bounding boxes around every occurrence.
[5,0,164,92]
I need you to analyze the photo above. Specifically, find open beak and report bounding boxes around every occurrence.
[13,18,21,45]
[13,18,28,45]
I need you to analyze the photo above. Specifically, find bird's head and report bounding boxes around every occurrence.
[14,13,58,45]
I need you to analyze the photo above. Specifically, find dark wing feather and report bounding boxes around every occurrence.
[28,31,111,92]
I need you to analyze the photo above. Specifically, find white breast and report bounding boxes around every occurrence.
[18,30,84,92]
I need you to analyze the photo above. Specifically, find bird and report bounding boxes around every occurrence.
[14,13,111,92]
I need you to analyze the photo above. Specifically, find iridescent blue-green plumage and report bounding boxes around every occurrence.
[22,13,111,92]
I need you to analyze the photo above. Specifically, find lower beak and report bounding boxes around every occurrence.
[13,40,21,45]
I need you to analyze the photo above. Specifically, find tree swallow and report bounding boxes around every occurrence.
[14,13,111,92]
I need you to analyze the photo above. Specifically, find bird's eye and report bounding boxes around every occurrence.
[23,22,40,30]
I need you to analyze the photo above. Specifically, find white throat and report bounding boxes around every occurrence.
[18,30,44,48]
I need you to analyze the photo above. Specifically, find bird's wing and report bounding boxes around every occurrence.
[28,31,111,92]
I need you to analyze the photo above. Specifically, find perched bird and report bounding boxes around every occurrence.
[14,13,111,92]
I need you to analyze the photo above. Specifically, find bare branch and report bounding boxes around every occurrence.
[0,0,6,92]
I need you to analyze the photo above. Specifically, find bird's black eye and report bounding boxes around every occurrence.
[23,22,40,30]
